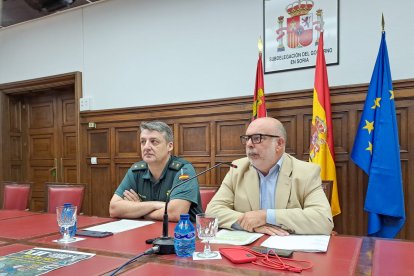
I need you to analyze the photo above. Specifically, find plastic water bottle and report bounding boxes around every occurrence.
[174,214,195,257]
[61,203,77,237]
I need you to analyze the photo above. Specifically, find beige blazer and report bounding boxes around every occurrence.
[206,153,334,235]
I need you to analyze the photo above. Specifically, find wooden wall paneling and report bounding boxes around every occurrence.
[342,106,359,234]
[115,163,132,192]
[61,97,75,126]
[179,122,210,156]
[8,98,24,181]
[28,101,54,129]
[215,120,248,156]
[10,135,22,161]
[10,165,22,181]
[114,127,140,158]
[78,79,414,240]
[28,132,56,210]
[216,165,232,185]
[173,123,179,157]
[188,162,210,186]
[332,111,348,154]
[9,97,22,132]
[406,105,414,240]
[62,132,77,182]
[109,126,116,206]
[30,167,53,210]
[63,167,78,183]
[60,93,77,184]
[30,134,55,160]
[397,104,410,239]
[399,159,409,239]
[346,168,369,236]
[301,112,312,159]
[88,129,110,157]
[396,107,408,152]
[90,165,111,217]
[85,125,111,216]
[0,93,5,182]
[209,121,217,184]
[79,123,89,213]
[62,132,76,158]
[270,112,299,157]
[332,161,346,233]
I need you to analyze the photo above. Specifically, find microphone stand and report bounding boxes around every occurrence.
[152,161,236,254]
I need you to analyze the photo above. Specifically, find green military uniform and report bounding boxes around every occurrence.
[115,156,202,222]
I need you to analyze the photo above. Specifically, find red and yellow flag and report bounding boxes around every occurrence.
[309,32,341,216]
[252,52,267,120]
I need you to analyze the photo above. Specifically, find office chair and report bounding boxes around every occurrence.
[200,187,217,212]
[45,182,86,214]
[1,181,32,210]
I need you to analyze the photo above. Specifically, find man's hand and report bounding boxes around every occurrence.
[123,189,141,202]
[237,210,267,232]
[253,224,290,236]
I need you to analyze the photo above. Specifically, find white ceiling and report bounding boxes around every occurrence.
[1,0,101,28]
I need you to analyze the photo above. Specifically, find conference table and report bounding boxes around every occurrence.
[0,210,412,275]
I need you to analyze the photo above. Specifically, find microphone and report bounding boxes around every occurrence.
[152,161,237,254]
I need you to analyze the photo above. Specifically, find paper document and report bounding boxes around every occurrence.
[260,235,330,252]
[0,247,94,275]
[85,219,154,233]
[208,229,263,245]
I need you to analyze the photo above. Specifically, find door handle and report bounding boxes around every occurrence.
[49,158,58,181]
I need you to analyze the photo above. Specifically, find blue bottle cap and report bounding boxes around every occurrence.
[63,203,72,207]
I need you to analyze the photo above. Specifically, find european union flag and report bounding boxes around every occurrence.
[351,32,405,238]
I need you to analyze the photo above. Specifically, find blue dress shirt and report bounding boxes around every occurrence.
[256,156,284,225]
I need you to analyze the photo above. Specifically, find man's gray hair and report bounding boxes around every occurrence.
[276,121,288,144]
[140,121,173,143]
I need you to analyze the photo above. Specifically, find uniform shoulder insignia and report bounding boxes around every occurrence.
[169,160,184,171]
[131,161,147,172]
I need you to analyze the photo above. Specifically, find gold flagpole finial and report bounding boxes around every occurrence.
[258,37,263,54]
[382,13,385,32]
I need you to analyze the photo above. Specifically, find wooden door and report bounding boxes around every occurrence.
[24,87,77,211]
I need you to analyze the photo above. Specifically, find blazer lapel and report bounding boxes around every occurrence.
[245,164,260,210]
[275,153,292,209]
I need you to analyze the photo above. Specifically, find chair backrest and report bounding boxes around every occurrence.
[45,182,86,214]
[200,187,217,212]
[321,180,333,202]
[1,181,32,210]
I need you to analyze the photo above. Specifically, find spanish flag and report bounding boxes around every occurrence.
[252,52,267,120]
[309,32,341,216]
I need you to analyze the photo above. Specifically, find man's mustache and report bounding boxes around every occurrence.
[247,151,258,156]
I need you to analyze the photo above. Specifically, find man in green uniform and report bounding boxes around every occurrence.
[109,121,202,222]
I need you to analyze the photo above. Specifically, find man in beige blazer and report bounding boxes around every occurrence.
[206,117,333,235]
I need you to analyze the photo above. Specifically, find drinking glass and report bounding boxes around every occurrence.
[196,213,218,258]
[56,205,77,243]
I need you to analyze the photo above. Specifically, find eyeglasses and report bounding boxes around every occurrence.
[240,134,280,145]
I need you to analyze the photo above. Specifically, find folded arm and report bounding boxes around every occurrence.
[109,192,165,219]
[144,199,191,222]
